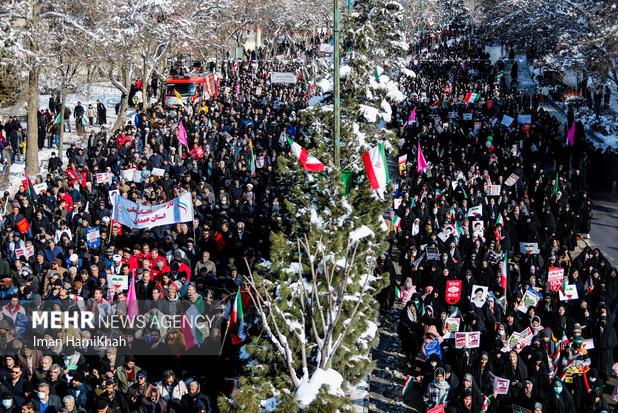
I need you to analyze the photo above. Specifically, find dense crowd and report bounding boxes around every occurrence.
[0,47,319,412]
[390,37,617,413]
[0,30,615,413]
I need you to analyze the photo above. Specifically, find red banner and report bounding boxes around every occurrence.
[445,280,462,305]
[16,218,30,234]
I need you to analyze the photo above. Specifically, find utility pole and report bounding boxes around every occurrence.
[333,0,341,171]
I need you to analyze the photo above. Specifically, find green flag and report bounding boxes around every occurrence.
[341,168,352,196]
[552,173,559,196]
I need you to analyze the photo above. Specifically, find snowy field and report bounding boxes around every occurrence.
[1,82,132,193]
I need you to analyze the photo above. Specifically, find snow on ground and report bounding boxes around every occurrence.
[295,368,345,409]
[1,82,131,193]
[577,109,618,151]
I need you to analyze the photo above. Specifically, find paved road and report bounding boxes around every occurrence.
[588,192,618,266]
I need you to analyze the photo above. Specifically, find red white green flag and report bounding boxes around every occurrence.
[363,143,389,192]
[500,254,508,290]
[230,288,246,344]
[286,136,325,173]
[464,92,480,103]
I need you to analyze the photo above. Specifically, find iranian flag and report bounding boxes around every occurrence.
[248,140,256,176]
[398,154,407,175]
[363,143,389,191]
[496,212,504,226]
[500,254,508,290]
[402,375,413,396]
[435,189,444,199]
[455,220,464,236]
[286,137,325,173]
[230,288,246,344]
[464,92,480,103]
[392,215,401,228]
[467,205,483,217]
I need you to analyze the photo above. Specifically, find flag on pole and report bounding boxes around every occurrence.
[286,137,325,173]
[177,121,188,148]
[402,375,413,396]
[126,273,139,320]
[480,394,493,413]
[230,288,247,344]
[22,172,35,202]
[404,107,416,127]
[552,173,559,196]
[248,140,256,176]
[464,92,480,103]
[395,286,402,301]
[500,254,508,290]
[435,189,444,199]
[496,212,504,226]
[566,121,576,146]
[174,89,185,108]
[398,154,407,175]
[417,142,428,173]
[455,220,464,236]
[54,113,62,125]
[392,215,401,228]
[362,143,389,192]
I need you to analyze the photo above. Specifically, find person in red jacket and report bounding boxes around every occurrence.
[57,188,74,212]
[122,247,139,271]
[65,162,80,187]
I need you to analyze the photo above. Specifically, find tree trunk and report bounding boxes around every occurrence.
[58,93,66,160]
[25,67,40,175]
[142,57,149,111]
[110,64,131,133]
[112,93,129,133]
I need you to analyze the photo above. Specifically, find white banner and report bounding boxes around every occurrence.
[112,192,194,229]
[270,72,297,84]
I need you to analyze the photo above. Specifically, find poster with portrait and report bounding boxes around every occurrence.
[443,317,460,339]
[517,289,541,313]
[472,220,484,238]
[470,285,488,308]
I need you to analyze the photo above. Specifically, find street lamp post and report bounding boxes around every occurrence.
[333,0,341,171]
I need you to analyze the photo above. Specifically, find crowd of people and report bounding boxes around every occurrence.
[0,27,614,413]
[390,36,617,413]
[0,42,319,411]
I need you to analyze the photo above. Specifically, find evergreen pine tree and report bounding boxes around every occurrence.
[219,0,407,411]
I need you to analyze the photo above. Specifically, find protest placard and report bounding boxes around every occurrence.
[443,317,460,338]
[454,332,480,349]
[519,242,540,254]
[86,227,101,249]
[502,115,514,126]
[517,290,541,313]
[484,184,501,196]
[33,183,48,195]
[489,372,510,394]
[426,247,440,261]
[547,267,564,292]
[559,284,579,301]
[107,274,128,291]
[504,173,519,186]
